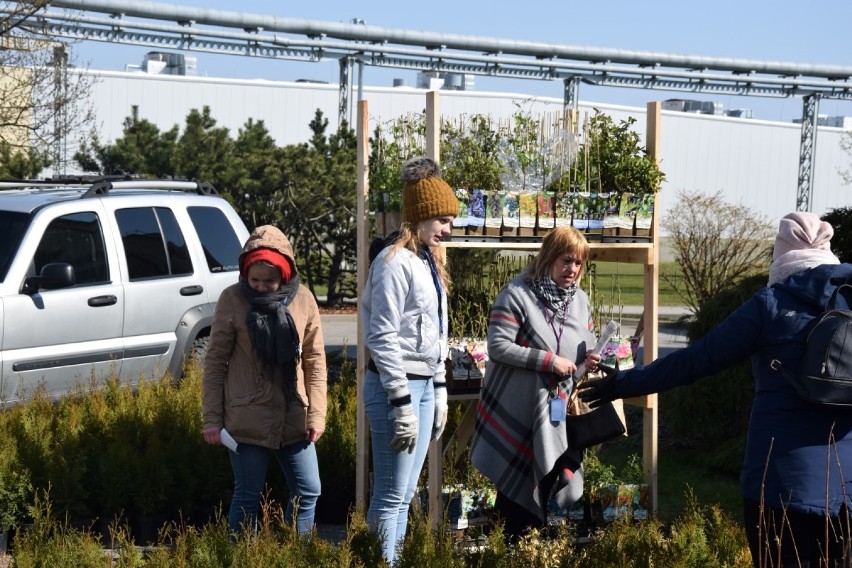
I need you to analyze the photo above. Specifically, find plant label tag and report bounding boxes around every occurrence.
[550,397,567,423]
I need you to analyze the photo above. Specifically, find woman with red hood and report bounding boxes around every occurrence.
[202,225,327,537]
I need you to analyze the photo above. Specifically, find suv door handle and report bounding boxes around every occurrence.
[180,285,203,296]
[88,295,117,307]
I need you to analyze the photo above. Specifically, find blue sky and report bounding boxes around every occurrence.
[68,0,852,123]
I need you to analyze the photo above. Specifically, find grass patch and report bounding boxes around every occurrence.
[588,260,686,307]
[596,407,743,525]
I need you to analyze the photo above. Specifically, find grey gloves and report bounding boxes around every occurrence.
[431,386,448,441]
[390,404,418,453]
[390,385,449,452]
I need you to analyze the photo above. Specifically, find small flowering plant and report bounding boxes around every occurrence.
[599,336,636,370]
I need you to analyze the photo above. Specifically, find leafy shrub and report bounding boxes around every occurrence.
[10,491,122,568]
[577,489,751,567]
[573,111,665,195]
[5,464,755,567]
[447,249,531,339]
[0,428,31,530]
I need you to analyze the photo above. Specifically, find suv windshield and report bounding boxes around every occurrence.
[0,211,31,282]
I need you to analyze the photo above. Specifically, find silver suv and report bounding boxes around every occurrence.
[0,177,250,404]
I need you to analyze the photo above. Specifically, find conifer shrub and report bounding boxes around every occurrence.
[822,206,852,263]
[315,353,358,523]
[660,273,767,459]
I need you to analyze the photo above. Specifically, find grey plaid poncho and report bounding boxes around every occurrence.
[470,272,596,520]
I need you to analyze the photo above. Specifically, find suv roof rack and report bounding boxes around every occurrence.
[82,180,218,197]
[0,176,218,197]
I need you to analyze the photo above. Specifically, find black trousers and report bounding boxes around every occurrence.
[743,499,851,567]
[494,466,560,541]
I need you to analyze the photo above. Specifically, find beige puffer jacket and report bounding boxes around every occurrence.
[202,225,327,448]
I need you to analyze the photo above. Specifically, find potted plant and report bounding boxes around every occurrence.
[572,110,665,238]
[441,114,504,238]
[368,114,426,236]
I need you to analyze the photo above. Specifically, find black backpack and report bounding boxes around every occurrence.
[771,284,852,406]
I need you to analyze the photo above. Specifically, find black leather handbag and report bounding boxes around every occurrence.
[566,398,626,451]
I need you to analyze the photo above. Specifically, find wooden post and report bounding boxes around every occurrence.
[355,99,371,512]
[425,90,440,161]
[643,100,661,514]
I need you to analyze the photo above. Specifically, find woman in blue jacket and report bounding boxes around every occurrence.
[581,211,851,568]
[361,157,458,564]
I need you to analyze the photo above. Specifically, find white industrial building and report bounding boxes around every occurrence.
[81,66,852,231]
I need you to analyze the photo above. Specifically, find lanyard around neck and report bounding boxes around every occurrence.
[542,301,568,356]
[422,248,444,334]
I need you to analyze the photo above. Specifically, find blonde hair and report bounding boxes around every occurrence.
[385,222,452,292]
[525,226,590,283]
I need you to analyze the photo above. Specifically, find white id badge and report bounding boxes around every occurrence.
[550,396,567,422]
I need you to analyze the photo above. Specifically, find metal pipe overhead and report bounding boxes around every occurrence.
[13,4,852,101]
[42,0,852,82]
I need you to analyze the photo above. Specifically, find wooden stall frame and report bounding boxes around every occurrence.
[355,94,663,529]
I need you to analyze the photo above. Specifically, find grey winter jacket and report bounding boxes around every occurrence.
[361,244,448,404]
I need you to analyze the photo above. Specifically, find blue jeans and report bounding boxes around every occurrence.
[363,370,435,564]
[227,440,321,536]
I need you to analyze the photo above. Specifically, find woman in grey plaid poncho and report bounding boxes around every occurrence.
[470,226,601,540]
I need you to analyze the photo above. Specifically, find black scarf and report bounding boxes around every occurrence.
[240,276,301,397]
[530,276,577,315]
[420,246,445,334]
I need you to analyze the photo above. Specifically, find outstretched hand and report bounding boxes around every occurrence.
[576,364,618,408]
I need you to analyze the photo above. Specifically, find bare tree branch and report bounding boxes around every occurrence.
[0,1,96,173]
[662,189,775,314]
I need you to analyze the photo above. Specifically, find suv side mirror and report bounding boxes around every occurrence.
[22,262,76,294]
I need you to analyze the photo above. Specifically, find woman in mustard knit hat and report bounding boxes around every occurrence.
[361,156,458,563]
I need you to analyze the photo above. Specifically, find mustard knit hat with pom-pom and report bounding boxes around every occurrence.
[400,156,459,224]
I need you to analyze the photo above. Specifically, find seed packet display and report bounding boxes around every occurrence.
[634,193,655,230]
[619,192,639,229]
[571,192,591,230]
[447,338,488,381]
[555,192,574,227]
[468,189,486,229]
[502,192,520,230]
[452,188,470,230]
[600,336,636,370]
[537,191,556,230]
[518,191,537,229]
[485,190,505,232]
[588,192,606,231]
[602,192,622,231]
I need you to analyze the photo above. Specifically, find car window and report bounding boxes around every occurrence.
[115,207,193,280]
[33,211,109,286]
[157,207,193,275]
[0,211,31,283]
[187,206,242,273]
